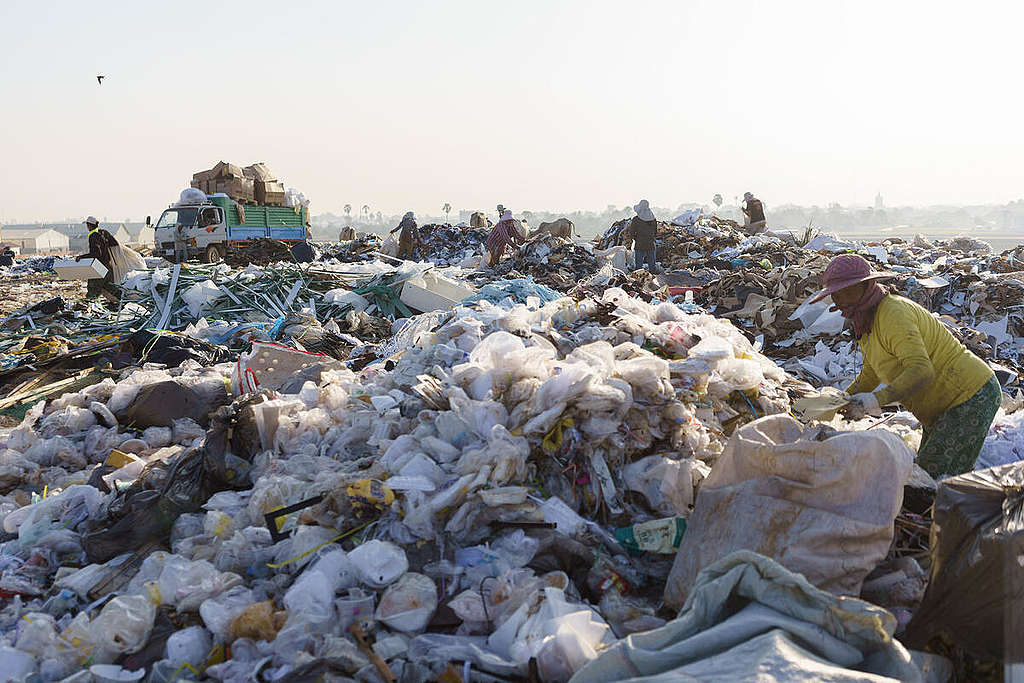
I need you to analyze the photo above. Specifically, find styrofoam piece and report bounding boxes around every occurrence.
[53,258,108,280]
[400,271,477,313]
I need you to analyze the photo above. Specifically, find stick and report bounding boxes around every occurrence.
[348,623,395,682]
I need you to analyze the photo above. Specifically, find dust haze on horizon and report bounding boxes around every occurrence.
[1,0,1021,224]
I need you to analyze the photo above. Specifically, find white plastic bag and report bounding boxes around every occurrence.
[165,626,211,670]
[375,572,438,632]
[348,540,408,588]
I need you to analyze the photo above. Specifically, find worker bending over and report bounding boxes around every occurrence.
[741,191,767,234]
[813,254,998,478]
[390,211,420,261]
[486,210,523,267]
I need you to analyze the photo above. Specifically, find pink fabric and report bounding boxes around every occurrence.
[835,282,888,337]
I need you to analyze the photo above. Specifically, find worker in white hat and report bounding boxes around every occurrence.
[76,216,119,300]
[741,192,767,234]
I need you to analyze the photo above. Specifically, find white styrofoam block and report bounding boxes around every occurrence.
[400,272,476,312]
[53,258,108,280]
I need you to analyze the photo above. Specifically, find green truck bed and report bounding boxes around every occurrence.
[209,196,308,241]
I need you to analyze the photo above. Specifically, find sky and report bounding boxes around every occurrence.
[1,0,1022,223]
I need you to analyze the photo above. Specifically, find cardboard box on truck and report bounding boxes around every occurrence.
[212,161,245,180]
[255,179,286,206]
[212,176,255,203]
[243,163,276,182]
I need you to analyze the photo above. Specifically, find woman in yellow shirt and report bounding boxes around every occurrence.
[811,254,999,478]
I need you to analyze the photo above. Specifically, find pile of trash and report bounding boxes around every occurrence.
[2,208,1024,679]
[596,215,746,271]
[224,239,300,268]
[0,257,58,277]
[415,224,490,267]
[505,235,602,290]
[316,235,384,263]
[0,286,853,681]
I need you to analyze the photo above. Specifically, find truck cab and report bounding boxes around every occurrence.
[154,193,309,263]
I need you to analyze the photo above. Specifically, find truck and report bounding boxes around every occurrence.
[151,193,309,263]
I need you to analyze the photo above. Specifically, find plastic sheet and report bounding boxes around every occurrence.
[375,572,439,632]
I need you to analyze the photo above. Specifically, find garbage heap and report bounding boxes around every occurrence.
[596,215,745,270]
[414,224,490,267]
[316,235,384,263]
[223,239,297,268]
[692,229,1024,390]
[0,288,816,681]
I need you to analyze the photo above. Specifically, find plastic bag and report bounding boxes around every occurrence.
[165,625,212,669]
[283,569,334,626]
[182,280,224,318]
[904,461,1024,660]
[348,540,408,588]
[622,456,707,518]
[200,586,255,642]
[90,595,157,657]
[375,572,438,633]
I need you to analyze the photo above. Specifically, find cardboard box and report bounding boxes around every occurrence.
[255,179,286,206]
[212,161,245,179]
[53,258,108,280]
[212,177,254,203]
[243,163,276,182]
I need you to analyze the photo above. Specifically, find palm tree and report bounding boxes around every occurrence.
[361,205,370,221]
[713,194,723,208]
[443,203,451,225]
[375,211,383,224]
[344,204,352,225]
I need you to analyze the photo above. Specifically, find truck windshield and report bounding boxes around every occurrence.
[156,208,199,229]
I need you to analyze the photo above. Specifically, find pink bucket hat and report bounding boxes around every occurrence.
[809,254,895,303]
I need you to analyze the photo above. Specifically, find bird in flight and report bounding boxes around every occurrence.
[96,75,105,84]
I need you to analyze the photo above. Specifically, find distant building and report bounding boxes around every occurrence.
[125,222,154,248]
[50,223,89,251]
[875,193,884,210]
[99,223,132,246]
[0,226,70,253]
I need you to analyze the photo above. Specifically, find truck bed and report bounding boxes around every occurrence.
[210,196,308,241]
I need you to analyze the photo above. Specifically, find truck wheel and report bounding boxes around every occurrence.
[203,245,223,263]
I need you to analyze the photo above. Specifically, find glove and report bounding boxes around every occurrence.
[75,255,83,262]
[844,392,882,420]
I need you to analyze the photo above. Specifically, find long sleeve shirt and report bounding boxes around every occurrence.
[629,217,658,251]
[390,217,419,243]
[486,219,523,253]
[80,229,116,267]
[846,295,993,427]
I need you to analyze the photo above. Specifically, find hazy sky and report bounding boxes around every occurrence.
[1,0,1021,223]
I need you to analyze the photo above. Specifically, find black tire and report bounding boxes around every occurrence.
[204,245,223,263]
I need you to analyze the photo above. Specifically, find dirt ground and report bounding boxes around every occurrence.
[0,274,86,316]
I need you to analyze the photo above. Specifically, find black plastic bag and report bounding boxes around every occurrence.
[83,445,245,564]
[904,461,1024,661]
[115,379,229,428]
[121,329,234,367]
